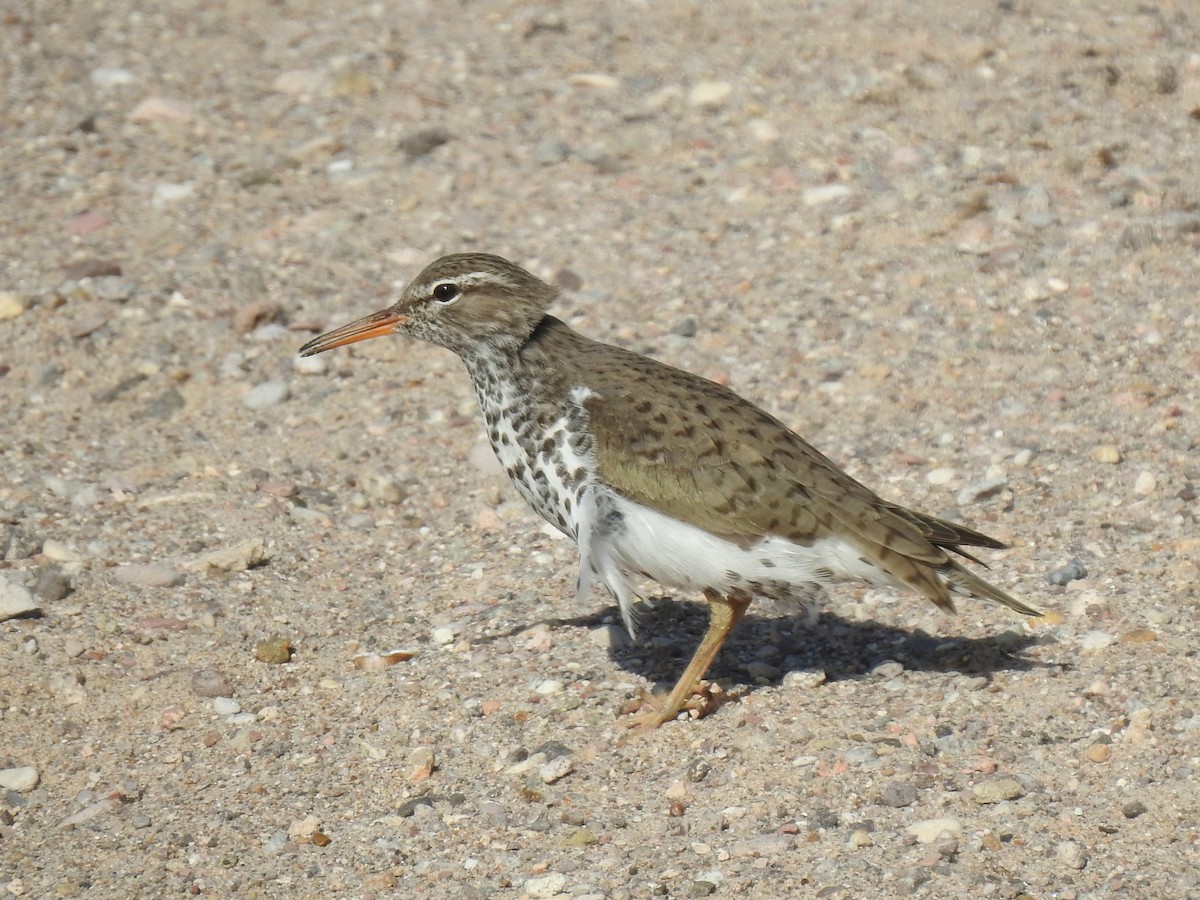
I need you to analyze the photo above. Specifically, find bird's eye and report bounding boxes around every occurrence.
[432,283,461,303]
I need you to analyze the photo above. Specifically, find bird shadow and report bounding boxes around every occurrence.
[518,597,1053,695]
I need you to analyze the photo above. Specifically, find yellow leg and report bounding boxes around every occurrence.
[624,589,751,731]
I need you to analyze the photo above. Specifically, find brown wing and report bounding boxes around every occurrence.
[550,325,1029,614]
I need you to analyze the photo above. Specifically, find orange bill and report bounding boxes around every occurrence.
[298,309,410,357]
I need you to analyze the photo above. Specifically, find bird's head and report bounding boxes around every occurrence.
[298,253,558,360]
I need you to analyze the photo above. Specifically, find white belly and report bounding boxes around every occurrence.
[583,490,904,637]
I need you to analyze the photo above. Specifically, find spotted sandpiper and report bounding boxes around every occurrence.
[299,253,1039,729]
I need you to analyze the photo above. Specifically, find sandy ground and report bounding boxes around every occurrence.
[2,1,1199,896]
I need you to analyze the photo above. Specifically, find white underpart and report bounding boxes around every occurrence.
[584,492,907,639]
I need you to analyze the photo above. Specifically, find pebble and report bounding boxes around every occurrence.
[188,538,269,572]
[91,67,135,87]
[524,873,568,898]
[849,829,874,847]
[535,678,564,695]
[871,660,905,679]
[926,467,957,485]
[0,767,39,793]
[293,353,328,375]
[32,566,71,602]
[212,697,241,716]
[113,564,184,588]
[1079,630,1116,651]
[255,638,292,664]
[407,746,435,781]
[907,818,962,844]
[1086,743,1111,763]
[1047,559,1087,585]
[192,668,234,698]
[802,184,852,207]
[879,781,917,808]
[1122,800,1147,819]
[1091,444,1122,464]
[288,814,321,840]
[143,388,185,420]
[432,626,456,645]
[1134,471,1156,495]
[479,800,508,828]
[40,540,82,563]
[242,379,290,410]
[973,776,1024,804]
[0,576,41,621]
[535,138,569,164]
[152,182,195,206]
[63,638,85,658]
[130,95,194,123]
[782,669,827,689]
[539,755,575,784]
[0,291,24,319]
[688,81,732,109]
[956,476,1008,506]
[1057,839,1088,870]
[587,624,627,649]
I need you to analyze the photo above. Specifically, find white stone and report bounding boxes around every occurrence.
[0,767,39,793]
[906,817,962,844]
[1079,630,1116,651]
[0,577,40,622]
[431,626,456,645]
[689,80,732,109]
[801,184,852,206]
[525,873,568,898]
[212,697,241,716]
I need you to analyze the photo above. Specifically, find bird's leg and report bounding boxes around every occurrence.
[624,589,751,731]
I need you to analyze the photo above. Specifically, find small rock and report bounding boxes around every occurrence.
[782,669,826,689]
[729,834,794,857]
[926,467,957,485]
[32,566,72,602]
[188,538,269,572]
[0,292,25,320]
[906,818,962,844]
[113,564,184,588]
[524,873,567,899]
[293,353,328,375]
[1086,743,1110,763]
[192,668,234,698]
[242,379,290,410]
[1122,800,1147,819]
[91,67,135,87]
[479,800,508,828]
[689,80,732,109]
[879,781,917,808]
[1047,559,1087,586]
[535,678,564,695]
[802,184,852,207]
[397,127,453,160]
[1091,445,1121,464]
[212,697,241,716]
[1057,839,1087,870]
[686,759,711,783]
[1134,471,1156,495]
[849,829,874,847]
[973,776,1023,804]
[671,317,698,338]
[408,746,436,781]
[130,96,194,123]
[871,660,904,679]
[289,814,321,841]
[1079,630,1116,651]
[143,388,186,421]
[539,755,574,784]
[0,767,39,793]
[63,638,86,658]
[0,576,41,621]
[152,182,195,206]
[587,624,626,649]
[255,638,293,664]
[431,626,456,646]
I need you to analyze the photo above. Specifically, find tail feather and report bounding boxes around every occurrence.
[942,560,1041,617]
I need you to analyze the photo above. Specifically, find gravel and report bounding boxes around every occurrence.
[2,1,1199,897]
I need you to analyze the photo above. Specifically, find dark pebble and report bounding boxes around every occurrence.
[398,127,453,160]
[685,880,717,898]
[33,565,72,602]
[686,758,711,783]
[813,806,840,829]
[1047,559,1088,586]
[1122,800,1147,819]
[191,668,233,698]
[671,317,698,338]
[880,781,917,808]
[143,388,186,421]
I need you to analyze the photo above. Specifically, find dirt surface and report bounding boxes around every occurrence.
[3,1,1199,896]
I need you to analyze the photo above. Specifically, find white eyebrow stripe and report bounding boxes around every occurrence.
[417,271,510,296]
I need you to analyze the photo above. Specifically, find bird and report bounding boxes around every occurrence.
[298,253,1039,730]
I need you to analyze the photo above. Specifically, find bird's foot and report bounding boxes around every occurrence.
[619,682,725,733]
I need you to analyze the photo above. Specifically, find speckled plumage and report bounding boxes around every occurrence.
[299,253,1039,729]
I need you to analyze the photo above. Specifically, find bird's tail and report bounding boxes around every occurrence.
[942,561,1041,617]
